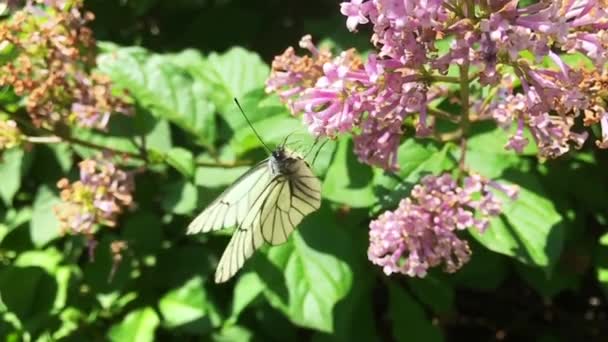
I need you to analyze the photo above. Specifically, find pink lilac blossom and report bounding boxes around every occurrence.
[368,173,518,277]
[267,0,608,167]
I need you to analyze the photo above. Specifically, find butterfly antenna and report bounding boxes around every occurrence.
[304,137,320,159]
[282,131,297,148]
[311,139,329,166]
[234,98,272,154]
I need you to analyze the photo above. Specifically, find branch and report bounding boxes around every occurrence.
[0,105,253,169]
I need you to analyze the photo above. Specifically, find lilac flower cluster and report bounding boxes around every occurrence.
[368,173,518,277]
[0,0,130,130]
[54,155,134,236]
[267,1,608,167]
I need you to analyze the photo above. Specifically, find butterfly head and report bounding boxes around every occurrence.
[271,146,287,161]
[269,146,302,176]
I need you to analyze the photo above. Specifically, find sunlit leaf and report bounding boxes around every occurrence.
[470,174,564,273]
[0,148,31,205]
[158,276,221,334]
[97,44,216,147]
[108,307,159,342]
[323,138,376,208]
[257,206,354,333]
[30,186,62,247]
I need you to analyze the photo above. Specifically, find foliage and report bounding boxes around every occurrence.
[0,0,607,341]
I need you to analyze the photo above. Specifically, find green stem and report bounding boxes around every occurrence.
[429,75,461,83]
[428,108,460,123]
[458,56,471,170]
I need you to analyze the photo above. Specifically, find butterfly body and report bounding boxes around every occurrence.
[188,147,321,283]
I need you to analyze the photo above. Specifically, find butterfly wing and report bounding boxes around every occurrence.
[186,159,271,234]
[259,157,321,245]
[213,157,321,283]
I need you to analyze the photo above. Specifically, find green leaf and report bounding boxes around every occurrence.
[30,186,62,247]
[160,180,198,215]
[158,276,220,334]
[0,266,57,323]
[373,141,456,210]
[135,110,173,153]
[212,325,253,342]
[195,163,249,189]
[323,138,376,208]
[14,248,71,310]
[71,128,139,160]
[97,44,216,147]
[108,307,159,342]
[388,284,444,342]
[166,147,195,179]
[257,205,354,333]
[470,174,564,272]
[0,148,31,205]
[230,114,302,155]
[468,125,538,156]
[47,144,74,173]
[192,47,269,115]
[0,207,32,244]
[229,272,264,323]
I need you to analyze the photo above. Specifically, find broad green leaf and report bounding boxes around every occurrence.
[465,125,535,179]
[0,207,32,244]
[158,276,221,333]
[160,180,198,215]
[192,47,269,115]
[108,307,159,342]
[373,141,456,210]
[230,115,302,156]
[166,147,195,179]
[257,206,354,333]
[468,125,537,156]
[48,144,73,173]
[30,186,62,247]
[71,128,140,160]
[470,174,564,272]
[97,44,216,147]
[0,266,57,322]
[228,272,264,323]
[312,231,379,342]
[194,146,251,188]
[323,138,376,208]
[14,248,71,310]
[195,163,250,188]
[388,284,443,342]
[134,110,173,153]
[212,325,253,342]
[0,148,30,205]
[218,88,289,140]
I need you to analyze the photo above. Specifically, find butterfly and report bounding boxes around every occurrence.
[187,100,322,283]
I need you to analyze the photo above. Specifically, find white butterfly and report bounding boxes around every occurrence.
[187,141,322,283]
